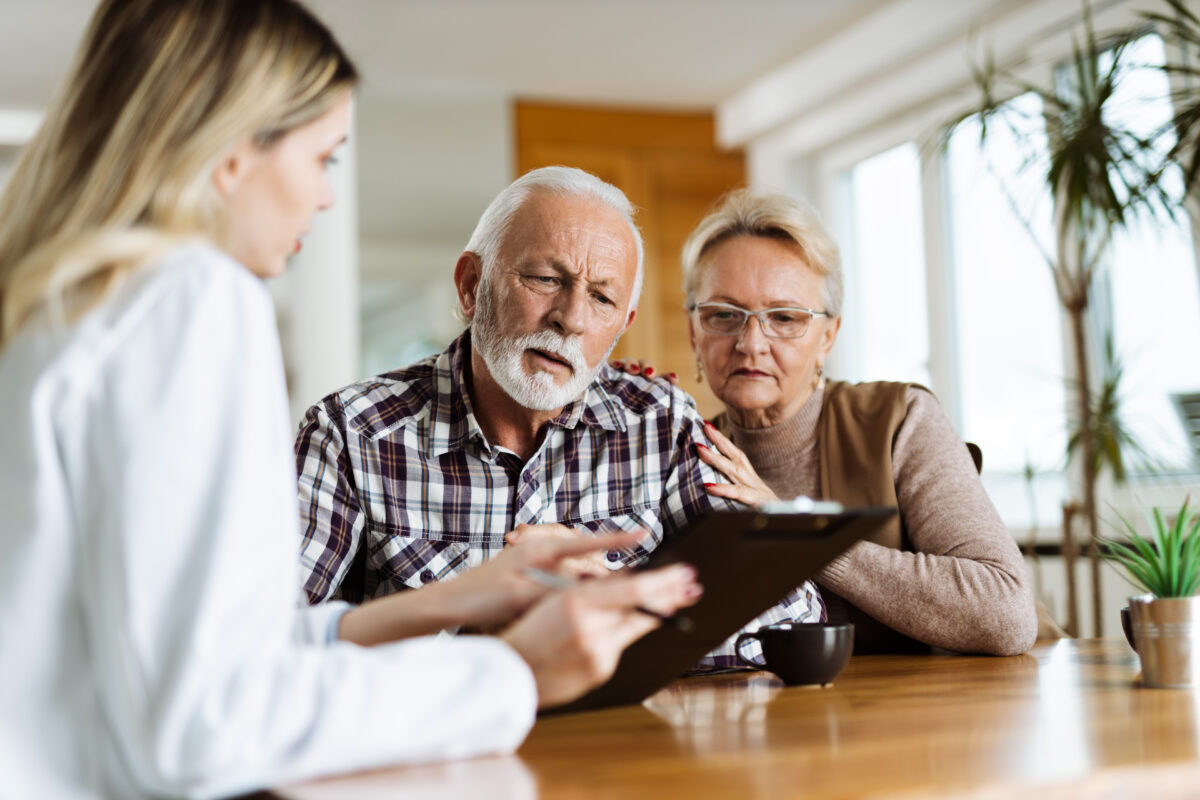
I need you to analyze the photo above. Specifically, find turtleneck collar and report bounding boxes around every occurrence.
[722,386,825,492]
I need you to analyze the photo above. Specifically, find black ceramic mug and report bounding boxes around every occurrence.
[735,622,855,686]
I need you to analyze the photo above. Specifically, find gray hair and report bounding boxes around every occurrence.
[464,166,645,311]
[680,189,843,318]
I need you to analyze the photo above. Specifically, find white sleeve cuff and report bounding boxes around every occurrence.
[293,601,354,646]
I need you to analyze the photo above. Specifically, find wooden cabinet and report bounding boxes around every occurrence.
[515,102,744,418]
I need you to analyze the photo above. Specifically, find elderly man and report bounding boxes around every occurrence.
[294,167,822,666]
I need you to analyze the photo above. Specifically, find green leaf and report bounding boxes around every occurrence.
[1177,504,1200,595]
[1104,540,1160,594]
[1103,499,1200,597]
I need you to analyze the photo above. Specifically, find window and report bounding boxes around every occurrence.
[811,9,1200,638]
[944,93,1069,524]
[360,272,461,379]
[842,142,931,385]
[1098,34,1200,474]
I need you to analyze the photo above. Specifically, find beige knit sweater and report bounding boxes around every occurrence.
[725,385,1037,656]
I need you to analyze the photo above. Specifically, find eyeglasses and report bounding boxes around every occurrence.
[688,301,829,340]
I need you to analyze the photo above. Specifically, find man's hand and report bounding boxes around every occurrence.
[447,528,639,630]
[500,563,702,709]
[504,523,615,579]
[338,530,642,645]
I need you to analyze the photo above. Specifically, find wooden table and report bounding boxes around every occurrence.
[277,639,1200,799]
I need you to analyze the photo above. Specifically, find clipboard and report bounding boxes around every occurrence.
[546,505,897,714]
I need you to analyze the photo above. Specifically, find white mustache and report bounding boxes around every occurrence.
[515,330,586,374]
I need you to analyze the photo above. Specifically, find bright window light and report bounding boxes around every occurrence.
[847,142,931,386]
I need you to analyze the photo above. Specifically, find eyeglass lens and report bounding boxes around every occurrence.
[697,305,813,339]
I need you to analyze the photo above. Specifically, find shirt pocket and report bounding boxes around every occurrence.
[559,504,663,570]
[368,527,473,591]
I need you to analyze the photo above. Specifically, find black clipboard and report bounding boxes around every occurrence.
[546,505,897,714]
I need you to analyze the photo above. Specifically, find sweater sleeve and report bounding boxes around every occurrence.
[817,388,1037,655]
[73,249,536,798]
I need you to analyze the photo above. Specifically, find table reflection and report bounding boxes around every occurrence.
[644,670,780,753]
[273,641,1200,800]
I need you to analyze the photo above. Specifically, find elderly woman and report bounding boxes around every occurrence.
[681,189,1037,655]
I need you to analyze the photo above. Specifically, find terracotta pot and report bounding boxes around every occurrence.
[1129,594,1200,689]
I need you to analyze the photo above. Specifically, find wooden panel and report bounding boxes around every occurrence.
[517,103,722,151]
[516,102,744,419]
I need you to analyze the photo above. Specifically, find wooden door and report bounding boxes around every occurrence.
[515,102,744,418]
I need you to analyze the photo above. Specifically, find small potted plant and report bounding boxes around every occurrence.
[1105,498,1200,688]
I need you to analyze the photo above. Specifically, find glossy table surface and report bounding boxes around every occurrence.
[277,639,1200,799]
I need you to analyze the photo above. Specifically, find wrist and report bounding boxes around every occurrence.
[421,578,478,630]
[339,582,465,646]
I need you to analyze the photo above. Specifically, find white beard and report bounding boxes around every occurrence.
[472,278,614,411]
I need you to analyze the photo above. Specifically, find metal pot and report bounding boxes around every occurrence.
[1129,594,1200,689]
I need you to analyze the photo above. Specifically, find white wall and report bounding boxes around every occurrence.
[272,88,513,424]
[351,88,512,388]
[276,117,361,428]
[0,151,14,189]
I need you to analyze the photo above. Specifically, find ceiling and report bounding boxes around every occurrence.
[0,0,896,252]
[0,0,888,111]
[3,0,1112,256]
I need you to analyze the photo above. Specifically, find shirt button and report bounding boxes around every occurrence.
[606,551,621,562]
[419,570,434,584]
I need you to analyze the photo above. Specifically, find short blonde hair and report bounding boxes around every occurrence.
[0,0,357,348]
[681,189,843,317]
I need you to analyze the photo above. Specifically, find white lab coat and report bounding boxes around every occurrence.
[0,243,536,799]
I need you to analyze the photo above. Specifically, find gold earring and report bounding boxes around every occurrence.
[815,365,826,391]
[695,356,704,383]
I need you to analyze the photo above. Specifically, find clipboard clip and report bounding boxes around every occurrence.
[759,495,845,515]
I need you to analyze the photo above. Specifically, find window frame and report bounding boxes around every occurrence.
[802,28,1200,536]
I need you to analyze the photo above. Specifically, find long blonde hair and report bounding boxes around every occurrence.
[0,0,357,348]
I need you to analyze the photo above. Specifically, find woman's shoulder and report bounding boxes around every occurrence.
[98,240,269,338]
[56,240,272,387]
[825,379,943,413]
[823,379,914,414]
[2,240,276,430]
[132,239,264,307]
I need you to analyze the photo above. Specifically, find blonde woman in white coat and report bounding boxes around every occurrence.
[0,2,700,798]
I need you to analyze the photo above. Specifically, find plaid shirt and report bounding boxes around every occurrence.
[295,331,823,666]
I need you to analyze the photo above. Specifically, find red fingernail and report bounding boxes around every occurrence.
[611,360,623,368]
[667,373,677,380]
[703,482,716,488]
[696,443,709,451]
[643,367,655,377]
[628,365,640,374]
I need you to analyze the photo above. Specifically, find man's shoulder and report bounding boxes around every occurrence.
[593,366,701,422]
[315,357,441,440]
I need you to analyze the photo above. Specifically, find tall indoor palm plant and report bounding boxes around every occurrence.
[942,0,1197,634]
[1147,0,1200,194]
